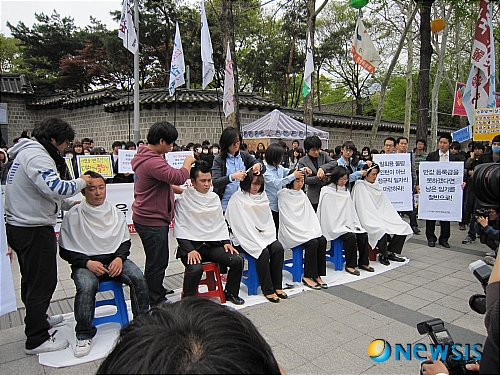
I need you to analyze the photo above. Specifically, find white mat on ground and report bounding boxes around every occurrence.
[39,258,409,367]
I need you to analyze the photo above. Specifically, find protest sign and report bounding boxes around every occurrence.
[77,155,113,178]
[452,125,473,143]
[373,153,413,211]
[474,107,500,141]
[167,151,194,190]
[418,162,463,221]
[118,149,136,174]
[0,190,17,316]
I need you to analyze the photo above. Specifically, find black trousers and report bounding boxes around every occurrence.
[398,210,418,228]
[426,220,451,243]
[377,234,406,257]
[339,232,370,268]
[181,244,243,297]
[302,236,327,279]
[271,210,279,238]
[7,225,57,350]
[239,240,284,296]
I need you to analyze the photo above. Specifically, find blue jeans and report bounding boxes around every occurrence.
[133,222,170,306]
[72,259,149,340]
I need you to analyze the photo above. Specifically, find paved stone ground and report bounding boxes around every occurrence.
[0,221,491,374]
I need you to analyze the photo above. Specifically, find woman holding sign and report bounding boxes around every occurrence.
[352,163,413,266]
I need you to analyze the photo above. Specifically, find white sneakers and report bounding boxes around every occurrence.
[25,335,69,355]
[74,339,93,358]
[46,314,64,327]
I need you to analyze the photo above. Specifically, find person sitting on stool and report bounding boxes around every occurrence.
[174,161,244,305]
[59,171,149,358]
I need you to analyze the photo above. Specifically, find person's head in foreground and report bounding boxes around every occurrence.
[97,297,281,374]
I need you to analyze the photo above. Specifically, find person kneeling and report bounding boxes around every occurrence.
[59,171,149,358]
[174,161,244,305]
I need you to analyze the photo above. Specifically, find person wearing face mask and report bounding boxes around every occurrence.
[361,147,371,162]
[193,143,203,161]
[201,145,214,168]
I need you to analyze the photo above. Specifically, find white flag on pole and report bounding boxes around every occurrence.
[169,22,186,96]
[302,31,313,97]
[462,0,496,126]
[223,42,235,117]
[118,0,138,54]
[201,0,215,89]
[351,16,381,73]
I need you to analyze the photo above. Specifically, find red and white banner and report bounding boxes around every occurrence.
[351,17,381,73]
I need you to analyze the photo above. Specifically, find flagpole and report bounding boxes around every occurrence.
[133,0,140,144]
[174,90,177,127]
[216,87,224,132]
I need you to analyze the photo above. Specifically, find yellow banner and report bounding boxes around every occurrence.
[76,155,113,178]
[473,108,500,141]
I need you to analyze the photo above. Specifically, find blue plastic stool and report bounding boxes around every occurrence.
[93,280,129,328]
[283,245,305,282]
[241,253,260,295]
[326,238,345,271]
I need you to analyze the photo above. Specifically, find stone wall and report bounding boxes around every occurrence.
[4,95,419,152]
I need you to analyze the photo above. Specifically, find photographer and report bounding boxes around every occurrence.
[421,250,499,375]
[474,207,499,265]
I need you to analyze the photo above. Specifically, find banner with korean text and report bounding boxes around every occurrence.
[77,155,114,178]
[418,162,464,221]
[373,153,413,211]
[473,107,500,141]
[118,149,136,173]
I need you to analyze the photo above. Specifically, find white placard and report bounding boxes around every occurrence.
[117,149,136,174]
[418,162,464,221]
[166,151,193,190]
[0,188,17,316]
[166,150,193,169]
[373,153,413,211]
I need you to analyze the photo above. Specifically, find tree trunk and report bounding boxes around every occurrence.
[316,64,322,111]
[404,1,414,140]
[416,0,435,145]
[220,0,240,132]
[430,10,450,149]
[369,5,418,149]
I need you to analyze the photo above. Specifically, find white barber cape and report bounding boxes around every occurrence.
[352,179,413,248]
[225,190,275,259]
[317,184,366,241]
[277,189,322,249]
[59,198,130,256]
[174,186,229,241]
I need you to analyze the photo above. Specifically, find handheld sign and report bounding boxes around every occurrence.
[76,155,113,178]
[118,149,136,174]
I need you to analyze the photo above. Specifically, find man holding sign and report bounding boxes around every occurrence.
[420,133,465,248]
[131,121,196,306]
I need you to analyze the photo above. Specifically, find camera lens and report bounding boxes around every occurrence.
[471,163,500,207]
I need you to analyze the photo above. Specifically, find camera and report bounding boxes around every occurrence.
[417,318,478,375]
[474,208,489,218]
[467,260,492,315]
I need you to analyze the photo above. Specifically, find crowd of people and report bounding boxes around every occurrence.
[3,117,499,368]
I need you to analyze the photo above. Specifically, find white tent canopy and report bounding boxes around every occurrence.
[242,109,329,140]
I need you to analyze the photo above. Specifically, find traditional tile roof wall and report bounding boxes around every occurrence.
[0,74,34,95]
[103,88,279,112]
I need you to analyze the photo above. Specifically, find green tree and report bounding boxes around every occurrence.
[0,34,23,72]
